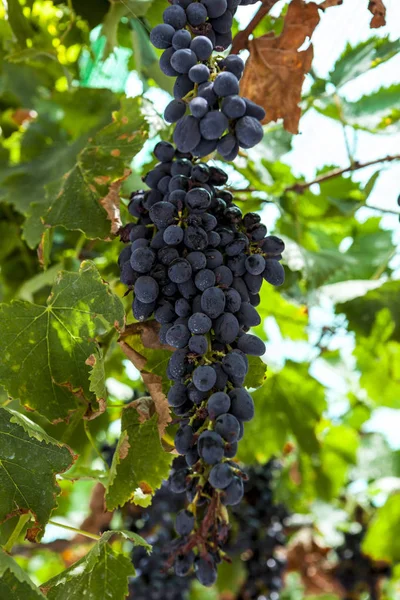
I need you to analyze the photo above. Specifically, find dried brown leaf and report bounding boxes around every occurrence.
[368,0,386,28]
[118,321,173,436]
[240,0,320,134]
[286,531,344,595]
[99,169,130,236]
[319,0,343,8]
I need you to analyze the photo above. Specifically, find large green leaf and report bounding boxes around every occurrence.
[329,37,400,87]
[362,494,400,563]
[106,402,173,510]
[0,261,124,421]
[0,551,45,599]
[238,363,326,463]
[42,530,149,599]
[28,97,149,246]
[0,407,74,541]
[337,280,400,341]
[354,309,400,408]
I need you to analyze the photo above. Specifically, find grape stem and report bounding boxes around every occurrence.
[231,0,281,54]
[284,153,400,194]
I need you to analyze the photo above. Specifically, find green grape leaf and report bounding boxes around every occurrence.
[42,97,148,240]
[42,530,149,599]
[255,284,308,341]
[106,402,174,510]
[362,494,400,563]
[354,309,400,408]
[329,36,400,87]
[0,550,45,599]
[315,424,359,500]
[315,84,400,133]
[6,0,35,47]
[238,362,326,463]
[0,261,124,422]
[337,280,400,341]
[244,356,267,389]
[0,407,74,541]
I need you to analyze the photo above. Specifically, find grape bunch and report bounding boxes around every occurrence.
[335,527,391,600]
[118,140,284,585]
[128,458,192,600]
[150,1,266,159]
[227,460,289,600]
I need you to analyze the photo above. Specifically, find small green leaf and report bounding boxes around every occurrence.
[338,280,400,341]
[244,356,267,389]
[0,550,45,599]
[0,407,74,541]
[362,494,400,563]
[42,531,145,599]
[255,284,308,341]
[106,403,173,510]
[330,37,400,87]
[354,310,400,408]
[0,261,124,421]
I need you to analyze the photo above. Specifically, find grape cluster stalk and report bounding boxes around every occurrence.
[118,0,285,587]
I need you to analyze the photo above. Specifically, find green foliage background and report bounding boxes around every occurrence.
[0,0,399,597]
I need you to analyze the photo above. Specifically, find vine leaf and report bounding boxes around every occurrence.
[0,261,124,422]
[41,530,150,599]
[368,0,386,28]
[105,401,174,510]
[240,0,320,133]
[43,97,148,238]
[362,493,400,562]
[0,550,45,598]
[0,407,75,541]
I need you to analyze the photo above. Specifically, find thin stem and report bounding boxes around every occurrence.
[48,519,101,541]
[84,420,110,473]
[3,514,31,553]
[231,0,281,54]
[285,154,400,194]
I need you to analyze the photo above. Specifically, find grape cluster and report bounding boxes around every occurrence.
[128,458,192,600]
[335,527,391,600]
[118,140,284,585]
[227,460,289,600]
[150,2,266,159]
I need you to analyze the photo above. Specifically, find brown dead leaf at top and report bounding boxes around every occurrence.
[240,0,320,134]
[368,0,386,28]
[119,321,173,436]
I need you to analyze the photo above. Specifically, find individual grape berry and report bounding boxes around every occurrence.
[235,115,264,148]
[189,96,209,118]
[175,509,195,536]
[198,431,224,464]
[171,48,198,74]
[195,556,218,587]
[209,462,234,489]
[173,116,201,152]
[200,111,228,140]
[190,35,213,60]
[172,28,192,49]
[150,23,175,49]
[186,2,208,26]
[164,99,187,123]
[193,365,217,391]
[229,387,255,421]
[163,5,187,29]
[223,476,244,505]
[207,392,231,419]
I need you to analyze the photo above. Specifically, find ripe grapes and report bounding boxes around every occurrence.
[118,142,285,586]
